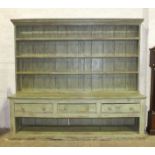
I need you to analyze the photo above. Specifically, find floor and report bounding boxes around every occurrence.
[0,129,155,147]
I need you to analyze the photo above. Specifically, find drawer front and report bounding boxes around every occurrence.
[15,103,53,113]
[58,103,96,113]
[101,104,140,113]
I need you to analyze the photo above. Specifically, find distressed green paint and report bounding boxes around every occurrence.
[9,19,145,135]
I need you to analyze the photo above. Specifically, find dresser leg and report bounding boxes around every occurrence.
[10,101,16,134]
[139,117,144,134]
[139,101,145,134]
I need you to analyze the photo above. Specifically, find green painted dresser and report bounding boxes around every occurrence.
[9,19,146,135]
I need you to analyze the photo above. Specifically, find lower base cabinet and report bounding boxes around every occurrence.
[9,97,145,135]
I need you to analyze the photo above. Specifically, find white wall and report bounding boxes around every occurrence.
[0,8,150,128]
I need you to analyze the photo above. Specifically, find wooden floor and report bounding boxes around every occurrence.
[0,129,155,147]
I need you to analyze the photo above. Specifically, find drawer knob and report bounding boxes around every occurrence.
[21,107,25,112]
[116,106,121,109]
[108,107,112,111]
[42,107,46,111]
[129,107,134,111]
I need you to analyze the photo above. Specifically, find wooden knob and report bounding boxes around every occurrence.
[108,107,112,111]
[116,106,121,109]
[21,107,25,112]
[42,107,46,111]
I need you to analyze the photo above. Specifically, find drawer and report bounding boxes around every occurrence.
[58,103,96,113]
[101,104,140,113]
[15,103,53,113]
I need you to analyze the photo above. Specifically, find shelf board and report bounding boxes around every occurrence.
[17,31,138,35]
[9,90,145,99]
[16,71,138,75]
[11,18,143,25]
[16,37,140,41]
[16,54,139,58]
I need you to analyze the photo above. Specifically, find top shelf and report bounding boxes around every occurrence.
[15,24,140,41]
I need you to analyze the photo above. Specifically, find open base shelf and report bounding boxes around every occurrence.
[18,125,138,133]
[9,125,145,141]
